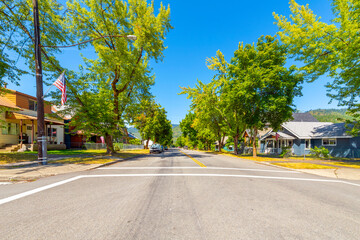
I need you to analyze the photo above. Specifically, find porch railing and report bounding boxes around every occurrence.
[264,148,283,154]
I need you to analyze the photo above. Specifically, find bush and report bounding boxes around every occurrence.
[113,143,123,151]
[279,147,292,158]
[197,142,204,150]
[310,146,330,158]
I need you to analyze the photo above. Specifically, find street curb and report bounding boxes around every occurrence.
[0,156,76,169]
[88,154,148,170]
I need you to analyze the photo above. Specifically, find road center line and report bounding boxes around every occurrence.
[1,173,359,206]
[98,166,300,173]
[180,151,206,167]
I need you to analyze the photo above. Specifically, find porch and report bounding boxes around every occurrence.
[2,110,64,147]
[260,132,295,155]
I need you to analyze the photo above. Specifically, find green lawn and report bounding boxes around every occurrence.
[0,149,148,165]
[272,162,336,169]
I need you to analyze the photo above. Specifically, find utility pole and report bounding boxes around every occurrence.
[33,0,47,165]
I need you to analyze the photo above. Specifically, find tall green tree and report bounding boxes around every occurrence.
[179,112,199,148]
[0,0,73,85]
[134,100,172,147]
[206,50,246,154]
[228,35,303,156]
[181,80,227,152]
[63,0,172,153]
[274,0,360,135]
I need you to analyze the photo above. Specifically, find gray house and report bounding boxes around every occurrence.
[259,121,360,158]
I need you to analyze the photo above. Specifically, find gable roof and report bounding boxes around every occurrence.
[282,122,351,139]
[291,113,318,122]
[0,96,20,109]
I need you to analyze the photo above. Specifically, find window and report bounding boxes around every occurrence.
[2,123,19,135]
[322,138,336,146]
[305,139,311,149]
[47,128,57,137]
[29,100,37,111]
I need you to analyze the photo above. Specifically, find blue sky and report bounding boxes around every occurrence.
[7,0,340,124]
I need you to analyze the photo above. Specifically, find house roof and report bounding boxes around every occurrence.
[11,109,64,125]
[260,131,295,140]
[0,96,19,109]
[291,113,318,122]
[282,122,351,139]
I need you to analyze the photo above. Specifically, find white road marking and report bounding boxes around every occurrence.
[1,173,359,206]
[0,182,11,185]
[98,166,300,173]
[0,176,81,206]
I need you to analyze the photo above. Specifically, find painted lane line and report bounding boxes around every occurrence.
[0,182,11,185]
[98,166,300,173]
[180,151,206,167]
[1,174,359,206]
[0,176,81,206]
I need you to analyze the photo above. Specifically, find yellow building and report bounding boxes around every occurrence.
[0,89,64,150]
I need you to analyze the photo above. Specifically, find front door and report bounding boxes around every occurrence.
[26,125,33,143]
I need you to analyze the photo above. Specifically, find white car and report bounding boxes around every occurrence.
[150,144,162,154]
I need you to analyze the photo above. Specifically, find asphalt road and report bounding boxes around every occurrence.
[1,149,360,240]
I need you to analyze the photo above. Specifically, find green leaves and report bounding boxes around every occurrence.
[180,35,303,155]
[274,0,360,135]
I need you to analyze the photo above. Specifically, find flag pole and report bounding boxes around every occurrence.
[42,85,54,99]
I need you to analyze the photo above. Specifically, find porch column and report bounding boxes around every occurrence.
[31,120,34,144]
[20,119,23,148]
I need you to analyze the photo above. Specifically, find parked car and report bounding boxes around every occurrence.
[150,144,162,154]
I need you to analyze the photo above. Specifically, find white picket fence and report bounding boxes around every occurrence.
[84,143,143,150]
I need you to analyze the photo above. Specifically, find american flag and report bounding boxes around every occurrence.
[275,132,280,141]
[53,71,67,105]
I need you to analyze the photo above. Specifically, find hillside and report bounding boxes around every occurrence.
[127,127,141,139]
[172,124,182,141]
[127,124,182,142]
[307,109,353,123]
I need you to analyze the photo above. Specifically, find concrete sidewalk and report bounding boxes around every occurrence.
[296,168,360,180]
[0,163,102,182]
[0,156,127,182]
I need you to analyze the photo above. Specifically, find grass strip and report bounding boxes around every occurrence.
[272,162,336,169]
[322,161,360,169]
[0,149,149,165]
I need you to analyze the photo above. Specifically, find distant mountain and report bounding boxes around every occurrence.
[307,109,353,123]
[127,127,141,139]
[172,124,182,141]
[127,124,182,142]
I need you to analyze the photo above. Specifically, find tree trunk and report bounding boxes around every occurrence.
[252,127,258,157]
[220,133,226,152]
[124,128,129,144]
[105,133,115,155]
[234,134,239,155]
[146,138,150,149]
[218,134,222,152]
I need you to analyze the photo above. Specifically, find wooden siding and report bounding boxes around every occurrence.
[4,93,16,105]
[16,94,31,109]
[0,112,18,146]
[4,91,52,113]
